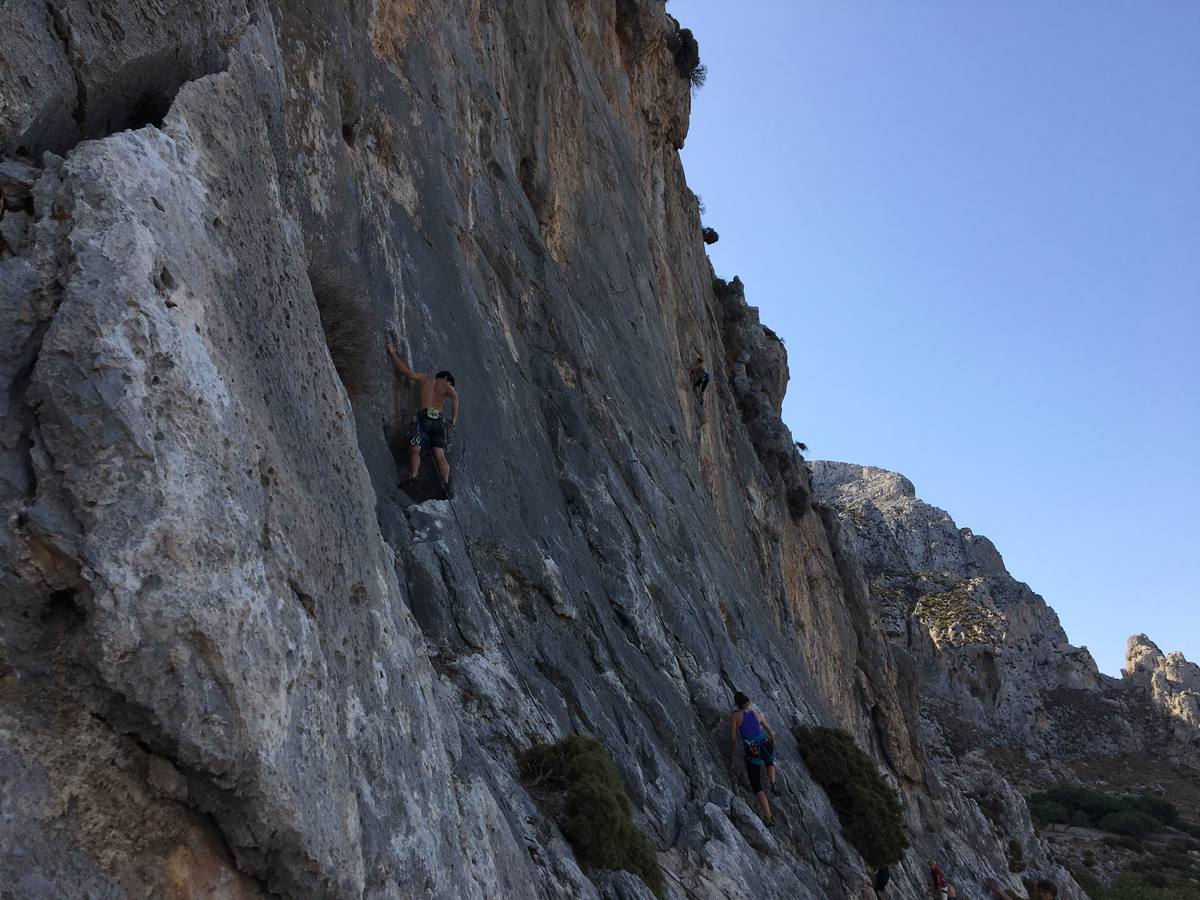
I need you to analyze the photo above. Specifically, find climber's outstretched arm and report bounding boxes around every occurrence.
[448,385,459,427]
[387,340,422,382]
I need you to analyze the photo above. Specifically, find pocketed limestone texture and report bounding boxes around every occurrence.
[1,2,1194,899]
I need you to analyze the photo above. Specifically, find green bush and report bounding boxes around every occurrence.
[672,28,700,76]
[1028,784,1180,838]
[1098,809,1161,838]
[795,726,908,867]
[518,736,663,898]
[1031,799,1070,826]
[1128,796,1182,829]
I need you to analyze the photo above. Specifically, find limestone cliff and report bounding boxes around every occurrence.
[812,462,1200,888]
[1124,635,1200,735]
[1,2,1190,899]
[811,463,1198,770]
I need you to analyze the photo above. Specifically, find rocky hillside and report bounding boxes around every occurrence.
[1,2,1193,898]
[811,463,1198,770]
[812,462,1200,892]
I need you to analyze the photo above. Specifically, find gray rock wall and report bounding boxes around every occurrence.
[0,2,1153,899]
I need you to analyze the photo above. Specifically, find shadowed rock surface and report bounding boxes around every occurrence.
[1,2,1195,898]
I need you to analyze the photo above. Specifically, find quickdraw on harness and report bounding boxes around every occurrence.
[410,407,449,447]
[743,734,770,764]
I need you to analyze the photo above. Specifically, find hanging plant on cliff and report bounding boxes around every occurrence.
[666,25,706,90]
[519,736,664,898]
[795,726,909,868]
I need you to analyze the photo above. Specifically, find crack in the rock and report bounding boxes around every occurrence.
[44,2,88,128]
[433,543,484,652]
[7,319,52,498]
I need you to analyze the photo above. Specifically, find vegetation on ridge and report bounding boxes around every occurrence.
[1029,784,1181,835]
[519,736,663,898]
[1031,784,1200,899]
[912,579,1005,645]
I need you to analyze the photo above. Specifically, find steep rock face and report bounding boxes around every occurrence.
[812,462,1200,813]
[811,462,1101,750]
[0,3,1102,900]
[1125,634,1200,733]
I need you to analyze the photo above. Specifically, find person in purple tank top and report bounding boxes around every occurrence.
[729,690,778,825]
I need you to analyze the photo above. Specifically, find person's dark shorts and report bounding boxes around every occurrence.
[410,411,447,449]
[743,737,776,793]
[694,372,710,392]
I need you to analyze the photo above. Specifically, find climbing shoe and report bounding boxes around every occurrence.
[764,815,775,828]
[442,478,454,499]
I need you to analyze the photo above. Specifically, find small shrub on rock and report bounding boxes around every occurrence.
[702,227,719,244]
[668,26,706,90]
[518,736,663,898]
[795,726,908,867]
[672,28,700,76]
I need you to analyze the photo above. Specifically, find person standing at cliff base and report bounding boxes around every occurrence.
[730,691,778,825]
[987,877,1056,900]
[928,860,955,899]
[387,338,459,497]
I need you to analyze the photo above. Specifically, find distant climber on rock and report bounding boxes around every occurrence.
[387,337,458,497]
[689,356,710,400]
[729,690,777,826]
[988,877,1056,900]
[927,860,954,899]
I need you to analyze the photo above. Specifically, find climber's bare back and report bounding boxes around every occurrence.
[416,375,454,411]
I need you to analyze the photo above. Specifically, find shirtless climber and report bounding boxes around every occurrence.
[387,338,459,496]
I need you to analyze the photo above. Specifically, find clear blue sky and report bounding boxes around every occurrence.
[678,1,1199,676]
